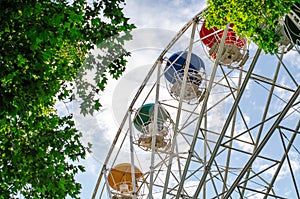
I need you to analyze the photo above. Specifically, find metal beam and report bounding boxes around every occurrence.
[223,85,300,198]
[148,60,162,198]
[103,169,113,199]
[176,23,232,199]
[91,9,205,198]
[240,51,283,198]
[162,19,198,198]
[128,112,137,199]
[222,65,244,198]
[263,122,300,198]
[193,48,262,198]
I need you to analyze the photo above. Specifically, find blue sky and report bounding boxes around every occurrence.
[62,1,300,198]
[71,1,208,198]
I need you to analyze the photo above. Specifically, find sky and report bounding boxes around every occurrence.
[57,1,300,198]
[70,1,208,198]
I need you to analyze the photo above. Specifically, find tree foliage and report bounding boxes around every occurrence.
[204,0,298,54]
[0,0,134,198]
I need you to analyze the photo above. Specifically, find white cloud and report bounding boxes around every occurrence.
[69,1,300,199]
[124,0,207,30]
[246,188,266,199]
[253,151,300,181]
[74,2,208,197]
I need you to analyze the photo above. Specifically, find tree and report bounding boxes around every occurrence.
[0,0,134,198]
[204,0,298,54]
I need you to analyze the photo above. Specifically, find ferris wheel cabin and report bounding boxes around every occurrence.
[164,51,206,103]
[200,21,248,66]
[133,103,172,151]
[284,2,300,47]
[107,163,143,199]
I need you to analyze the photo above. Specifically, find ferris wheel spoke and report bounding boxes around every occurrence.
[219,64,255,144]
[223,85,300,198]
[275,53,299,87]
[262,122,299,198]
[162,20,199,198]
[276,123,300,198]
[92,6,300,198]
[174,22,233,199]
[238,51,283,197]
[194,48,261,197]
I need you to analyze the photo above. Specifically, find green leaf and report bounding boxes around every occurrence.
[0,0,134,198]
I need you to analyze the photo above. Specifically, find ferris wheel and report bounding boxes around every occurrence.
[91,7,300,199]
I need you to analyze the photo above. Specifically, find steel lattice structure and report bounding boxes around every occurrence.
[92,9,300,199]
